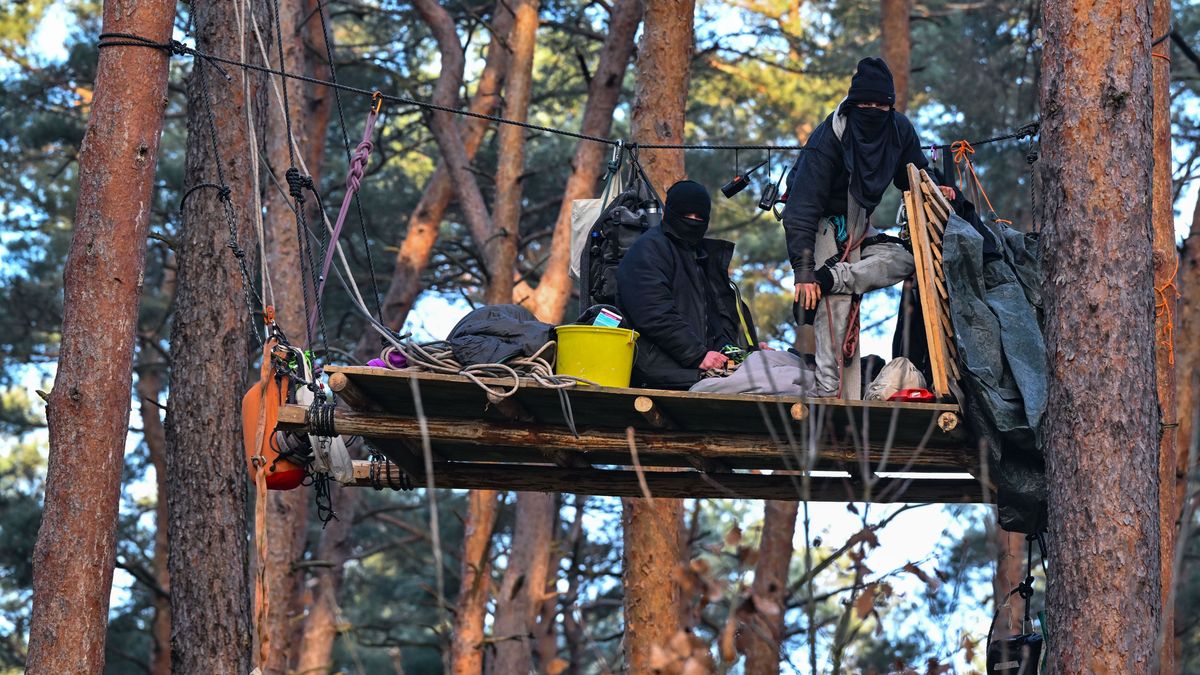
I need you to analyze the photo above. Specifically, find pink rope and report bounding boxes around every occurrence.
[309,106,379,337]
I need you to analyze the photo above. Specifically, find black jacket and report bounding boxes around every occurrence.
[781,105,928,284]
[616,226,758,389]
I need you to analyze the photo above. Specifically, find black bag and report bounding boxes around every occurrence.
[579,152,662,308]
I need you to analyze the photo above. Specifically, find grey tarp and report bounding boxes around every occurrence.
[445,305,555,366]
[943,214,1047,533]
[688,351,816,396]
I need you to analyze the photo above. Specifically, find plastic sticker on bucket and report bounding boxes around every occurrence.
[554,325,639,388]
[593,308,623,328]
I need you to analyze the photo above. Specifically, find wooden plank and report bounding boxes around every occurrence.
[347,460,988,503]
[922,184,950,223]
[920,169,955,217]
[907,164,952,398]
[276,404,974,472]
[324,366,964,437]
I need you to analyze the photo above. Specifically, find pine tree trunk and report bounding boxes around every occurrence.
[164,0,267,670]
[25,2,176,672]
[622,2,693,669]
[355,3,515,361]
[1150,0,1176,669]
[489,493,557,674]
[742,501,797,674]
[259,0,337,668]
[880,0,911,112]
[136,349,172,675]
[1180,213,1200,520]
[485,0,540,306]
[413,0,497,288]
[523,0,643,322]
[992,529,1026,638]
[293,489,358,674]
[1038,1,1160,670]
[449,490,502,675]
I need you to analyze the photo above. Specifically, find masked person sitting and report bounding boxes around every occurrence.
[616,180,758,390]
[781,56,955,398]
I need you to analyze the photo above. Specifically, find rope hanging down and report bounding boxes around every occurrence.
[96,32,1041,154]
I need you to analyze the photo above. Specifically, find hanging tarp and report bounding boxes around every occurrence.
[943,212,1047,533]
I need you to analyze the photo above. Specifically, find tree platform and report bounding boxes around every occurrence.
[276,366,989,503]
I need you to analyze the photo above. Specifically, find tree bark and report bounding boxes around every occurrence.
[260,0,337,669]
[164,0,266,671]
[484,0,540,306]
[1180,211,1200,521]
[25,1,176,672]
[741,501,797,674]
[489,493,556,675]
[412,0,497,287]
[521,0,643,322]
[1150,0,1176,669]
[449,489,502,675]
[622,2,693,669]
[355,4,516,361]
[992,529,1026,638]
[294,488,359,674]
[136,348,172,675]
[1038,1,1160,671]
[880,0,912,112]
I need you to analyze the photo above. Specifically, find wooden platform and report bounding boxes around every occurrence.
[277,366,989,503]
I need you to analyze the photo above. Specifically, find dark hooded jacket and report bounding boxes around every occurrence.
[781,101,929,284]
[615,181,758,389]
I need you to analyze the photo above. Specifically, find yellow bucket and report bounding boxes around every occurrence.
[554,325,639,388]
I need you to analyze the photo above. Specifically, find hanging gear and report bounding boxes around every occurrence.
[242,336,306,490]
[579,148,663,308]
[986,535,1045,674]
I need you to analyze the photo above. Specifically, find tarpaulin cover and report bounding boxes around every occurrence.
[943,213,1047,533]
[445,305,555,366]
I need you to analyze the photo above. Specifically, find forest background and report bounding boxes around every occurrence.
[3,0,1200,672]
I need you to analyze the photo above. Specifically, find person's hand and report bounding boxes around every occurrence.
[939,185,956,200]
[698,351,728,371]
[795,282,822,310]
[758,342,775,351]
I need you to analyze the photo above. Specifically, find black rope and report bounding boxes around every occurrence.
[182,59,264,348]
[305,186,336,366]
[306,400,338,437]
[368,450,413,490]
[98,32,1045,155]
[313,0,384,326]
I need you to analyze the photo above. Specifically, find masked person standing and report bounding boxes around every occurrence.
[616,180,758,390]
[781,57,955,398]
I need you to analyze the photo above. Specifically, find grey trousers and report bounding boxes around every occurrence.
[812,217,915,398]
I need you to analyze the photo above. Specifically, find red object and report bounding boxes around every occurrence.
[888,388,936,402]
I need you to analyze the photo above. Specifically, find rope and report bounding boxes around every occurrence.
[313,0,384,324]
[96,32,1043,155]
[951,139,1012,225]
[1155,252,1180,365]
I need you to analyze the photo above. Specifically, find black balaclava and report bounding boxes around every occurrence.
[662,180,712,248]
[841,57,902,212]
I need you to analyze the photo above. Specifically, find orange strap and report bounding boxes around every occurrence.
[950,139,1012,225]
[248,338,279,668]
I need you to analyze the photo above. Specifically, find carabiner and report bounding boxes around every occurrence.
[371,90,384,115]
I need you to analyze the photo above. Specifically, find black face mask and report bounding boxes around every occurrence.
[842,105,901,211]
[664,211,709,248]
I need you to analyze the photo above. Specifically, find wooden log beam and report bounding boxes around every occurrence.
[634,396,674,429]
[345,460,986,503]
[329,372,379,412]
[276,405,973,471]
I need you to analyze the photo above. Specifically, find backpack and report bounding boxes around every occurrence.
[578,152,662,308]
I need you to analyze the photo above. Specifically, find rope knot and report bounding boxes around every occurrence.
[346,139,374,192]
[168,39,189,56]
[217,185,232,201]
[950,139,975,164]
[285,167,312,202]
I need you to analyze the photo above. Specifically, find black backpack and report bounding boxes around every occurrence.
[578,152,662,308]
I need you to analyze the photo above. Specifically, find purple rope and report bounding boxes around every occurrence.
[309,106,379,337]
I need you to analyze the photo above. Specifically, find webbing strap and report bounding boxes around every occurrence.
[728,280,755,348]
